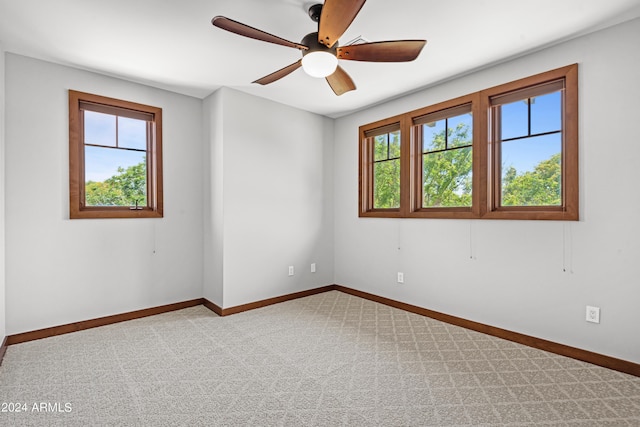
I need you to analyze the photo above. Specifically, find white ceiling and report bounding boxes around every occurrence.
[1,0,639,118]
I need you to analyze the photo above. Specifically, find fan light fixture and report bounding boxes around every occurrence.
[302,51,338,78]
[211,1,427,96]
[300,32,339,78]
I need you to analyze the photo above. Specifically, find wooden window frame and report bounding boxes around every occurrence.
[481,65,578,220]
[69,90,163,219]
[408,94,482,219]
[358,64,578,221]
[359,115,406,217]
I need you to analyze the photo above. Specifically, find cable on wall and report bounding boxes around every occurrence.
[562,222,573,273]
[469,220,477,261]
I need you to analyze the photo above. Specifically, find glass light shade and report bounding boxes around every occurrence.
[302,51,338,78]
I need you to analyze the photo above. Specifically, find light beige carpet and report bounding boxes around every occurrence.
[0,290,639,426]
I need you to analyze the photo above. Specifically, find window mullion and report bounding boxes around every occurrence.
[411,124,422,212]
[493,107,503,209]
[145,121,151,209]
[472,92,486,217]
[386,134,390,161]
[444,118,449,149]
[527,98,532,137]
[399,115,412,216]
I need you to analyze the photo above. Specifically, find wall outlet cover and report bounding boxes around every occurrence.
[586,306,600,323]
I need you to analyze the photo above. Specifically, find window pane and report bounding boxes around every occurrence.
[423,120,446,152]
[84,111,116,147]
[373,159,400,209]
[373,135,388,161]
[447,113,473,148]
[501,134,561,206]
[423,147,472,207]
[84,146,147,207]
[531,90,562,135]
[388,130,401,159]
[118,117,147,150]
[500,100,528,140]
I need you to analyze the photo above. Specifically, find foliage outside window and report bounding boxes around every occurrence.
[414,103,474,210]
[69,90,163,219]
[359,118,404,216]
[488,80,568,216]
[370,126,401,209]
[358,64,578,220]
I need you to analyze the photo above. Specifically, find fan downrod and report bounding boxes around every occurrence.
[308,4,323,22]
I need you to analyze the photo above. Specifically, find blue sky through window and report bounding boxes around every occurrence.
[84,111,147,182]
[420,90,561,175]
[84,146,145,182]
[499,91,562,174]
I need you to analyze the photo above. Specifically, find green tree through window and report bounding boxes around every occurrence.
[422,121,473,208]
[373,130,401,209]
[502,152,561,206]
[85,159,147,207]
[359,64,578,220]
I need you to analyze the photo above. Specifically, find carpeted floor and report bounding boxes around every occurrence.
[0,290,639,426]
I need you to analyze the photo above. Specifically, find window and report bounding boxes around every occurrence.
[359,117,406,217]
[483,67,578,220]
[373,128,402,209]
[359,64,578,220]
[411,98,480,218]
[69,90,163,219]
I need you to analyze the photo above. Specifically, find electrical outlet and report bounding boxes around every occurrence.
[288,266,294,276]
[310,263,316,273]
[397,272,404,283]
[586,306,600,323]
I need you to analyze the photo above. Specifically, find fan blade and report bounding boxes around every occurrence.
[326,66,356,96]
[337,40,426,62]
[212,16,308,50]
[318,0,367,48]
[253,60,302,85]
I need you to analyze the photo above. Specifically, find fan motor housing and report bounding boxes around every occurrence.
[308,4,323,22]
[301,32,338,57]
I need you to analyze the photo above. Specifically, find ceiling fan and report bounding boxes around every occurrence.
[211,0,427,96]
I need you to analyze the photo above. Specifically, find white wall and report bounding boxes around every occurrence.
[0,46,6,341]
[202,90,224,306]
[4,54,204,335]
[4,53,335,333]
[333,18,640,363]
[203,88,335,308]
